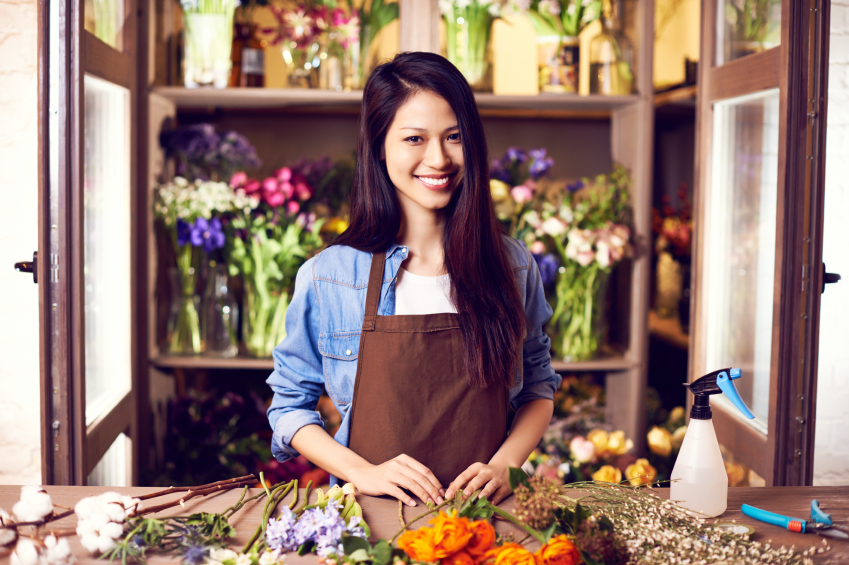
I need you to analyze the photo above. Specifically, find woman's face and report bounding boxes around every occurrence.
[383,90,465,215]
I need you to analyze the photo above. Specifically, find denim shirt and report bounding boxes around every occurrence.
[266,235,561,468]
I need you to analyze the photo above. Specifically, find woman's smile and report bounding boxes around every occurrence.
[414,172,458,190]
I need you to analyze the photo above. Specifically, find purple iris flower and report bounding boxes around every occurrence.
[506,147,528,163]
[176,218,192,246]
[567,179,585,192]
[534,253,559,285]
[528,148,554,179]
[490,158,512,183]
[189,217,226,252]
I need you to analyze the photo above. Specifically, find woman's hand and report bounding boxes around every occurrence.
[445,462,512,506]
[348,454,445,507]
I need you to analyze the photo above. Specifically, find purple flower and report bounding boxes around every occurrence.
[176,218,192,246]
[507,147,528,163]
[567,180,585,192]
[534,253,559,286]
[528,148,554,179]
[490,158,511,183]
[219,131,262,171]
[267,507,300,552]
[189,217,226,252]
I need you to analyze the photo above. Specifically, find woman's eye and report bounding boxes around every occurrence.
[448,133,460,142]
[405,136,423,143]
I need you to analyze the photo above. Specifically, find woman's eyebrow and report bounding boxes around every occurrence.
[400,125,459,133]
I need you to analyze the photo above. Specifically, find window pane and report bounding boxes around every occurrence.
[716,0,781,65]
[84,75,132,426]
[704,89,780,431]
[84,0,126,50]
[88,433,130,486]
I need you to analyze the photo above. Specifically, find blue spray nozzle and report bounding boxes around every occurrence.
[716,372,755,419]
[685,367,755,420]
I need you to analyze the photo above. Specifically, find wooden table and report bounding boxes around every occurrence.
[1,486,847,563]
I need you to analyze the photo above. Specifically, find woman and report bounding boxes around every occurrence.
[267,52,560,508]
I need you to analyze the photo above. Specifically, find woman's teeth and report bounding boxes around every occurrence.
[417,176,449,187]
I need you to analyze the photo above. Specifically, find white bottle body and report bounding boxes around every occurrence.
[669,418,728,517]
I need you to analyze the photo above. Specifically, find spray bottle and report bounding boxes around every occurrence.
[670,368,755,517]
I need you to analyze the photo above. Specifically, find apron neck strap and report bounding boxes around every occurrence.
[363,251,387,331]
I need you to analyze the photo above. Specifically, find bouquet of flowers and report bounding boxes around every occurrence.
[160,123,262,182]
[153,177,258,354]
[524,0,603,38]
[227,161,326,357]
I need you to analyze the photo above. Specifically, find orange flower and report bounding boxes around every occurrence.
[442,550,477,565]
[534,535,581,565]
[625,458,657,486]
[484,543,536,565]
[430,512,473,559]
[591,464,622,484]
[465,520,496,558]
[398,528,436,562]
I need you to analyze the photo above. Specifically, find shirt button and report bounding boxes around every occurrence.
[345,349,352,356]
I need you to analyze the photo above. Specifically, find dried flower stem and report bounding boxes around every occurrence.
[130,478,255,517]
[136,475,256,500]
[398,500,405,527]
[390,499,453,544]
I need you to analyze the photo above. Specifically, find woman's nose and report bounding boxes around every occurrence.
[424,139,451,170]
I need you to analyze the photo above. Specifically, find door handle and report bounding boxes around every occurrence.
[14,251,37,284]
[823,262,841,294]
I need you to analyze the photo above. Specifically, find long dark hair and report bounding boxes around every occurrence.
[333,52,526,389]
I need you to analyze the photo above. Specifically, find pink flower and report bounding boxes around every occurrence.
[262,177,279,193]
[530,241,546,254]
[275,167,292,183]
[265,191,285,207]
[511,185,534,204]
[279,181,294,199]
[230,171,247,188]
[286,200,301,214]
[243,179,261,194]
[293,174,313,201]
[570,436,595,463]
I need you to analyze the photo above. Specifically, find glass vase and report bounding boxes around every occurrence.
[184,13,234,88]
[443,4,493,90]
[588,18,633,95]
[537,35,579,93]
[242,284,289,358]
[548,262,610,362]
[319,34,345,92]
[282,39,322,88]
[167,262,202,355]
[201,262,238,358]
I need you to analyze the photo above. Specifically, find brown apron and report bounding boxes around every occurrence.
[347,251,508,490]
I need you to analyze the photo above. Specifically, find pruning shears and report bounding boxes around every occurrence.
[741,500,849,540]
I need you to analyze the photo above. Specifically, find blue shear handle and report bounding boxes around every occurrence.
[742,504,806,532]
[717,372,755,419]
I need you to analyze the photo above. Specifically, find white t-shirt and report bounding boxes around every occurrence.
[394,267,457,315]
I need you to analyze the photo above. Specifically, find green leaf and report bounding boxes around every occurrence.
[372,540,392,565]
[540,521,558,543]
[348,549,371,562]
[508,466,530,490]
[297,542,315,556]
[581,551,603,565]
[342,535,372,555]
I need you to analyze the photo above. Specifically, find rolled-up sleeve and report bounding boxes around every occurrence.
[511,248,561,411]
[267,255,326,462]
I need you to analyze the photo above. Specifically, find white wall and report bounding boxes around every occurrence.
[0,0,42,485]
[814,0,849,486]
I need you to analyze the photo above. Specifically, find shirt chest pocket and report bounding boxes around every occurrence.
[318,331,360,405]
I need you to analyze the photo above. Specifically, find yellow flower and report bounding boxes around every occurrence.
[606,430,633,455]
[725,461,747,487]
[321,217,349,234]
[671,426,687,450]
[490,179,510,202]
[625,458,657,486]
[669,406,686,424]
[591,465,622,484]
[647,426,673,457]
[587,429,609,455]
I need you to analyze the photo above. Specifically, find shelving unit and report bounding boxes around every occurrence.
[144,0,656,446]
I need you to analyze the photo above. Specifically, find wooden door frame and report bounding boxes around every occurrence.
[38,0,142,485]
[691,0,830,485]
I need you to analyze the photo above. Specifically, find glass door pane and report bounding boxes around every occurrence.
[88,433,130,486]
[84,0,126,49]
[83,74,132,427]
[716,0,781,65]
[704,89,780,431]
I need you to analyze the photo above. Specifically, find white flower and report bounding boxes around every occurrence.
[558,205,574,224]
[12,487,53,523]
[596,239,611,268]
[209,548,239,563]
[258,550,285,565]
[42,535,74,565]
[438,0,454,14]
[540,0,560,16]
[235,553,252,565]
[541,217,567,237]
[11,538,39,565]
[1,508,17,547]
[524,210,542,229]
[75,492,139,555]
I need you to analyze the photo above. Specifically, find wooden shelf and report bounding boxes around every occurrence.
[647,310,690,350]
[653,85,697,108]
[551,357,634,373]
[150,86,639,118]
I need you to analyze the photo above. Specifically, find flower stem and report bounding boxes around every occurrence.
[489,505,546,545]
[389,498,453,545]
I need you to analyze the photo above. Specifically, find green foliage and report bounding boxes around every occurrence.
[508,466,531,491]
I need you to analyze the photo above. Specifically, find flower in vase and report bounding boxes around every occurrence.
[190,217,226,252]
[331,8,360,49]
[565,228,595,266]
[176,218,192,246]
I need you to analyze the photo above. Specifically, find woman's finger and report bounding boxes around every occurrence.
[390,461,440,504]
[388,468,436,506]
[461,470,493,497]
[445,463,482,500]
[478,478,499,502]
[490,484,510,506]
[386,484,417,507]
[395,454,444,501]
